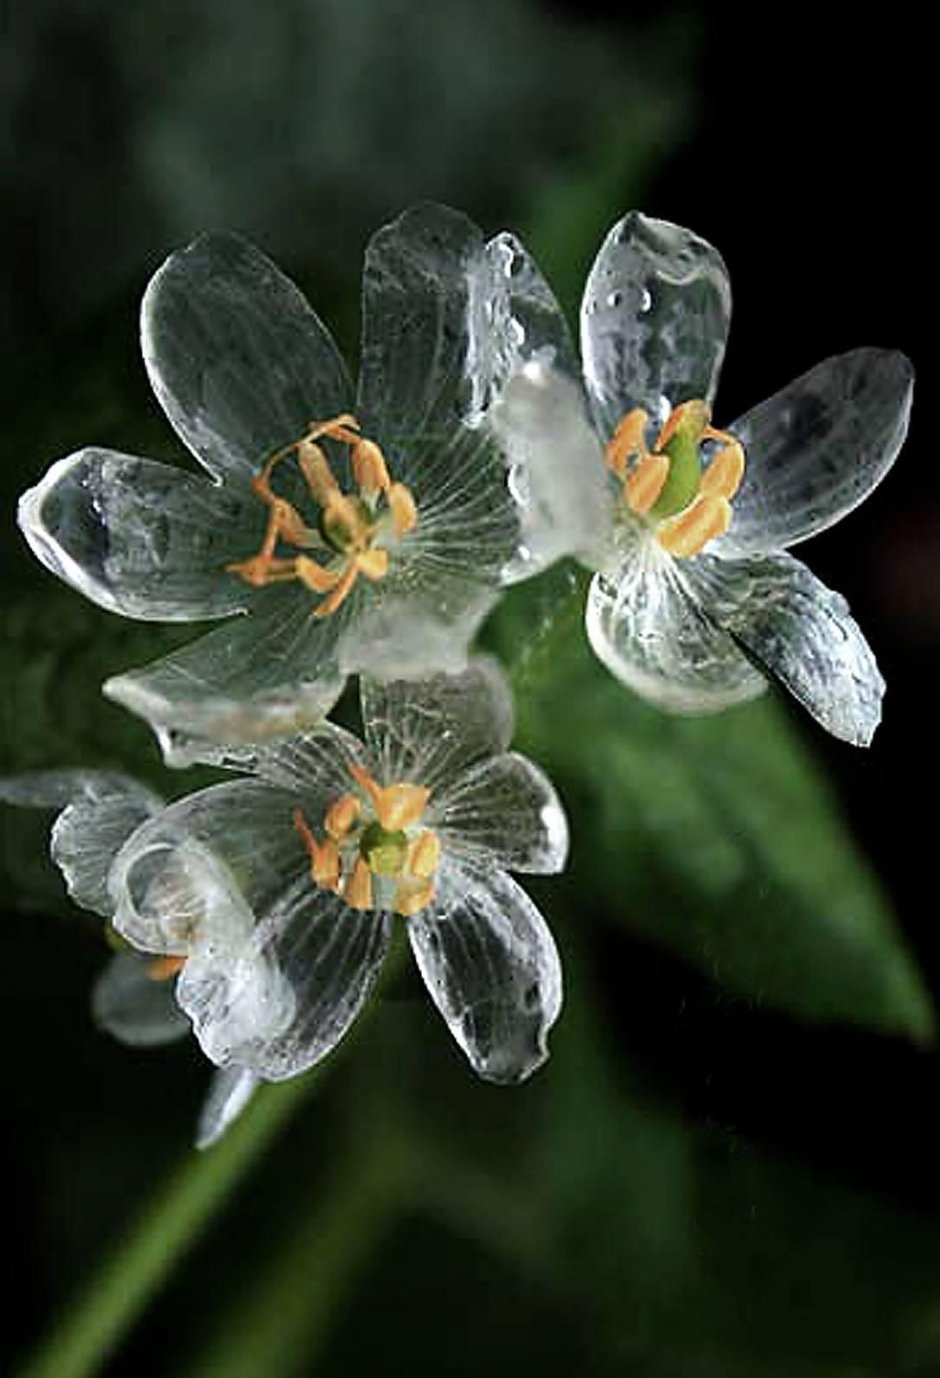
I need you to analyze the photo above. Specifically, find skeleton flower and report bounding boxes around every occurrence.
[107,661,567,1084]
[495,213,914,745]
[0,771,257,1149]
[18,205,585,766]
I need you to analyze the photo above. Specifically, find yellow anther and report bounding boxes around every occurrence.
[387,482,418,537]
[344,857,374,911]
[355,548,390,581]
[393,877,436,917]
[699,435,745,501]
[605,407,650,480]
[656,494,733,558]
[409,829,441,880]
[352,438,391,497]
[624,452,670,516]
[294,809,342,891]
[296,439,340,507]
[145,954,187,982]
[654,398,711,451]
[325,793,360,840]
[311,563,359,618]
[304,413,362,445]
[349,764,430,831]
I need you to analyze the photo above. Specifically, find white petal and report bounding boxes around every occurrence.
[409,855,562,1084]
[585,529,765,714]
[487,360,611,579]
[688,550,885,746]
[716,349,914,557]
[91,951,189,1047]
[432,752,569,875]
[201,722,366,794]
[360,658,514,793]
[196,1066,260,1150]
[142,232,353,486]
[580,211,731,439]
[339,575,496,684]
[103,587,348,766]
[17,448,255,620]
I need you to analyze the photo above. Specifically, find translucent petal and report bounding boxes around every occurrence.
[340,574,497,684]
[360,659,514,793]
[142,231,353,486]
[103,587,348,766]
[182,883,391,1080]
[688,550,885,745]
[585,528,765,714]
[432,752,569,875]
[580,211,731,439]
[487,360,612,579]
[0,770,161,917]
[196,1066,259,1150]
[91,951,189,1047]
[200,722,367,795]
[409,855,562,1084]
[716,349,914,557]
[18,448,255,620]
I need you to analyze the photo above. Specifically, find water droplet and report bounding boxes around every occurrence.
[640,287,652,313]
[607,290,622,308]
[508,465,530,505]
[510,318,525,345]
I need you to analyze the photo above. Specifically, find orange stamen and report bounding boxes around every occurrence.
[624,453,670,515]
[605,407,650,479]
[145,954,187,982]
[657,494,733,558]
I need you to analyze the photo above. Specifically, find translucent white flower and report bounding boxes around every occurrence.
[108,661,568,1085]
[0,771,258,1149]
[19,205,584,766]
[494,213,914,746]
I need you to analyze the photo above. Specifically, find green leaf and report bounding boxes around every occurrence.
[486,565,933,1041]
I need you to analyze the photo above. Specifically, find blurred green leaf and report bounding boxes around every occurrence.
[486,566,933,1041]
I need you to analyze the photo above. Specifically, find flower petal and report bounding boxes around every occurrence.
[716,349,914,556]
[18,448,255,620]
[103,587,348,766]
[688,550,885,745]
[408,855,562,1084]
[142,231,353,486]
[432,752,569,875]
[91,951,189,1047]
[196,1066,259,1150]
[585,530,765,714]
[340,575,497,684]
[360,659,514,793]
[580,211,732,439]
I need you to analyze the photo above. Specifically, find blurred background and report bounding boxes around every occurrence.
[1,3,936,1375]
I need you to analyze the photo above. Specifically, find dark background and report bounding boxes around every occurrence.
[1,5,935,1375]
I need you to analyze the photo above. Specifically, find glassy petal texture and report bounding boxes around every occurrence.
[689,550,885,746]
[716,349,914,556]
[91,951,189,1047]
[361,660,514,792]
[196,1066,260,1150]
[103,587,349,766]
[585,533,766,714]
[142,231,353,485]
[18,448,255,620]
[409,855,562,1084]
[432,752,569,875]
[340,575,497,684]
[209,722,367,796]
[580,211,731,438]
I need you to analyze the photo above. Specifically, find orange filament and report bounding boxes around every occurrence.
[227,414,418,616]
[145,954,187,982]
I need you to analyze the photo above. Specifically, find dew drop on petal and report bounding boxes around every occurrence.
[639,287,652,313]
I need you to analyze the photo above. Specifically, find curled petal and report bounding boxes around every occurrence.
[585,532,765,714]
[142,231,353,486]
[360,659,514,793]
[688,550,885,746]
[717,350,914,557]
[409,856,562,1084]
[580,211,731,439]
[432,752,569,875]
[91,951,189,1047]
[196,1066,260,1150]
[17,448,256,620]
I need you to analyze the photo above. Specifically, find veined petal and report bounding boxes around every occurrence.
[103,587,348,766]
[716,349,914,557]
[340,574,497,684]
[182,882,391,1080]
[196,1066,260,1150]
[432,752,569,875]
[408,855,562,1084]
[18,448,255,620]
[688,550,885,746]
[585,529,765,714]
[580,211,731,439]
[360,659,514,794]
[142,232,353,486]
[91,951,189,1047]
[201,722,367,796]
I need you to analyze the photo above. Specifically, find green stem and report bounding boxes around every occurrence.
[15,1073,318,1378]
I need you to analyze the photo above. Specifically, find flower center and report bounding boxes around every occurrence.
[605,400,746,558]
[294,763,441,917]
[227,414,418,617]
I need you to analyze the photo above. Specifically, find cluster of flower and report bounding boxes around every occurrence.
[2,204,913,1146]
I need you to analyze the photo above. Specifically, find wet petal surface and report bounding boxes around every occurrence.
[432,752,569,875]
